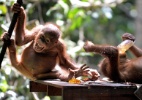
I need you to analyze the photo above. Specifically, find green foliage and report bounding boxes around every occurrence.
[0,75,8,92]
[0,4,7,15]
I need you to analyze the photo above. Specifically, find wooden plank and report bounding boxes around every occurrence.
[62,87,138,100]
[30,81,47,92]
[30,80,138,100]
[47,85,62,96]
[38,79,84,88]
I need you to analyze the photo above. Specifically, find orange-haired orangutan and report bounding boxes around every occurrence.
[1,3,99,81]
[84,33,142,83]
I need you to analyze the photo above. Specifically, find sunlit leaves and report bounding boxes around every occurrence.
[0,76,8,92]
[0,4,7,15]
[68,8,85,30]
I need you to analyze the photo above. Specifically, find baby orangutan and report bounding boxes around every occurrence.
[84,33,142,83]
[1,3,99,81]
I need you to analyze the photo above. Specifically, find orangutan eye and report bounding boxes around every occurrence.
[40,35,46,43]
[46,38,50,43]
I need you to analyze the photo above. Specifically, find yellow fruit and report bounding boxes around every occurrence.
[68,78,81,84]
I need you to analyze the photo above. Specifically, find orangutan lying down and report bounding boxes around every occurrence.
[84,33,142,83]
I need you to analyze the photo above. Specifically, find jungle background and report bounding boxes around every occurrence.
[0,0,142,100]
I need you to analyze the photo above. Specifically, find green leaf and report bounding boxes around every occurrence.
[0,76,8,92]
[0,4,7,15]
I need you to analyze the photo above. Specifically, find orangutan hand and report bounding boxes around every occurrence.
[122,33,135,42]
[83,41,95,52]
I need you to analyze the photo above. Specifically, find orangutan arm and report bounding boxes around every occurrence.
[12,3,41,46]
[122,33,142,57]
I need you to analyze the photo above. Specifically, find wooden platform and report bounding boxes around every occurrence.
[30,79,139,100]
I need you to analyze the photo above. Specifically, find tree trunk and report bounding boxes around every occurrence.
[135,0,142,48]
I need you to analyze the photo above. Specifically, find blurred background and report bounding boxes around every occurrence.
[0,0,142,100]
